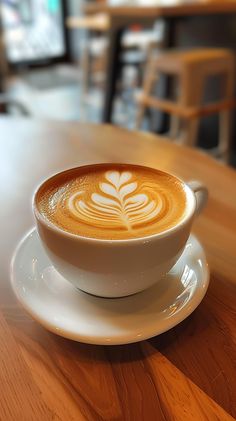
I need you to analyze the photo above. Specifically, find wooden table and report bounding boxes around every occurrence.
[0,117,236,420]
[84,0,236,123]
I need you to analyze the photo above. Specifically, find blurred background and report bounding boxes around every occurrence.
[0,0,236,166]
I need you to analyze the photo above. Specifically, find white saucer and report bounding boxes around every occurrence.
[11,229,209,345]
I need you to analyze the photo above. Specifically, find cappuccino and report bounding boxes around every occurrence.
[36,164,187,240]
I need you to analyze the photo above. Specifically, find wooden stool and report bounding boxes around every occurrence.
[66,14,109,94]
[66,15,165,94]
[136,49,235,162]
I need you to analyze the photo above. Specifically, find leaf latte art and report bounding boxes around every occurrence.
[67,171,165,230]
[37,164,187,239]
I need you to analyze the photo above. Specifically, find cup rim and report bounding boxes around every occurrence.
[33,163,196,244]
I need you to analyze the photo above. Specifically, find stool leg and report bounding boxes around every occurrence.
[135,58,157,130]
[168,75,180,138]
[218,65,234,163]
[136,102,146,130]
[179,69,204,147]
[82,46,90,96]
[178,117,200,147]
[169,115,180,138]
[219,110,232,163]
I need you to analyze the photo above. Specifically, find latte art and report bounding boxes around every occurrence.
[67,171,165,231]
[36,164,187,239]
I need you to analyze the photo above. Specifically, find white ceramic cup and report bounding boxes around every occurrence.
[33,166,208,298]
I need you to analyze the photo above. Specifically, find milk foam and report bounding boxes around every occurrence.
[37,165,187,240]
[67,171,164,231]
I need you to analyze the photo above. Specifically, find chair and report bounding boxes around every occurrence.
[136,49,235,162]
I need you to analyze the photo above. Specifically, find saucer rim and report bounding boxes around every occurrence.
[10,228,210,345]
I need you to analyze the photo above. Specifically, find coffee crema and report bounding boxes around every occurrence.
[36,164,187,240]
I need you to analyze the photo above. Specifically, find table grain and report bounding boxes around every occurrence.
[0,117,235,420]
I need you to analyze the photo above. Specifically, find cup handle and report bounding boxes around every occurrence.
[187,181,208,216]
